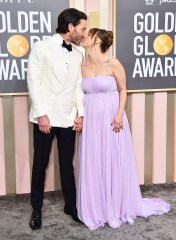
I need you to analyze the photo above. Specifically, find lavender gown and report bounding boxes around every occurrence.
[77,75,170,230]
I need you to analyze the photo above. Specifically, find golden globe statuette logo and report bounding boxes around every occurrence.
[153,34,173,56]
[7,35,29,57]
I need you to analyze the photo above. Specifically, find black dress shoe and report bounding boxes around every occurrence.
[29,209,42,230]
[64,204,81,222]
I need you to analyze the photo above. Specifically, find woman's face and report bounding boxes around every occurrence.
[81,32,95,48]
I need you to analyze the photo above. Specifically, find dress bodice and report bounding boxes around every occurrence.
[82,75,118,94]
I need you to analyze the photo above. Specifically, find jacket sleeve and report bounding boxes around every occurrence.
[27,41,47,118]
[75,54,84,117]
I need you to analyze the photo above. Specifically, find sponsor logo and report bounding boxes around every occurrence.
[145,0,155,5]
[159,0,176,5]
[145,0,176,5]
[0,0,33,3]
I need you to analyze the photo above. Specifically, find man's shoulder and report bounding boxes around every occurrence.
[32,36,54,48]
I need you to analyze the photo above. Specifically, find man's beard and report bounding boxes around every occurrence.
[71,30,82,46]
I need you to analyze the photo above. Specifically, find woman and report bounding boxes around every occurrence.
[77,28,170,230]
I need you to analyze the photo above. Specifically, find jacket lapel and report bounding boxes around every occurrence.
[50,35,69,83]
[67,46,82,79]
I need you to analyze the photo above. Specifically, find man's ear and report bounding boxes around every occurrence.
[68,23,74,33]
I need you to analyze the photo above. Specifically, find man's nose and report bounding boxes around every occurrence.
[82,32,87,38]
[82,35,87,41]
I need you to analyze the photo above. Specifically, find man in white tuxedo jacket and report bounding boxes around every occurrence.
[27,8,87,230]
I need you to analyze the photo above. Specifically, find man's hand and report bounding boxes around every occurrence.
[38,115,51,134]
[73,117,83,132]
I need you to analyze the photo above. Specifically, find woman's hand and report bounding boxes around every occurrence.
[73,117,83,132]
[111,114,123,133]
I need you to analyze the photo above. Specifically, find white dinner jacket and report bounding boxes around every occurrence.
[27,34,84,127]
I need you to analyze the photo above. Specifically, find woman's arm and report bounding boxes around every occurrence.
[110,58,127,132]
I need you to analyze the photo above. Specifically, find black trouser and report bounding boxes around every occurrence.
[31,124,76,210]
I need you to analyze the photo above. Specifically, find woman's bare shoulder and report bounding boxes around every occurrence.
[109,58,125,72]
[110,58,123,66]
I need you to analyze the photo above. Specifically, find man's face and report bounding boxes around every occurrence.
[69,19,87,46]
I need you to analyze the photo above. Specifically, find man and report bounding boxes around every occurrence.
[27,8,87,230]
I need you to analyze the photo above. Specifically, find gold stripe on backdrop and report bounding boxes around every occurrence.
[1,90,176,96]
[0,93,28,96]
[166,92,174,182]
[27,94,33,178]
[54,139,61,191]
[89,12,100,29]
[113,0,116,58]
[125,94,132,128]
[29,123,33,176]
[3,96,16,194]
[144,93,153,184]
[128,89,176,93]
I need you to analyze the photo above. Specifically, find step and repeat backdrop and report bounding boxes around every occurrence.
[116,0,176,91]
[0,0,176,195]
[0,0,69,94]
[1,0,176,93]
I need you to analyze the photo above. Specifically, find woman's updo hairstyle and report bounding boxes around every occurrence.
[89,28,113,53]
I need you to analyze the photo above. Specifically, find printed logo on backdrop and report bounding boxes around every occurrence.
[116,0,176,91]
[0,0,33,3]
[145,0,176,5]
[0,0,69,94]
[145,0,155,5]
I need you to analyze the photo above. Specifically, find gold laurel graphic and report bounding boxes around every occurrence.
[153,34,173,56]
[7,35,29,57]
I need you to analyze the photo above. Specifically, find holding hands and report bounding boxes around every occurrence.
[111,114,123,133]
[73,117,83,132]
[38,115,83,133]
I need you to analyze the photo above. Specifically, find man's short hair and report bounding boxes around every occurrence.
[56,8,87,34]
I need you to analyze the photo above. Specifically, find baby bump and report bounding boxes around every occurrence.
[83,76,117,94]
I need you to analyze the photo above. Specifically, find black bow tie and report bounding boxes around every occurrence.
[62,40,72,52]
